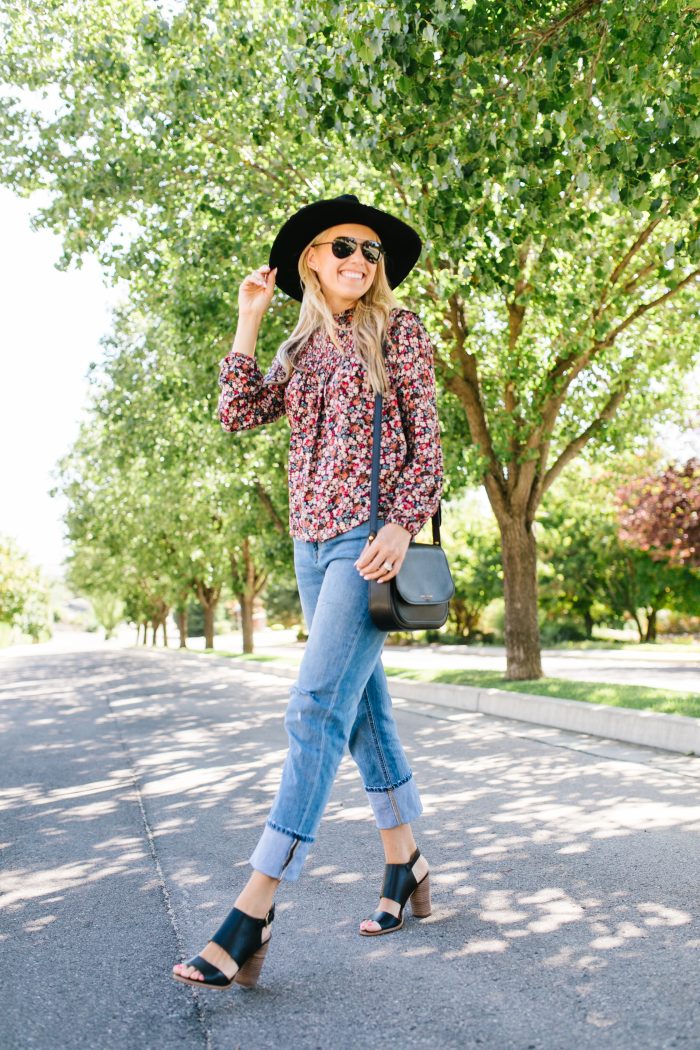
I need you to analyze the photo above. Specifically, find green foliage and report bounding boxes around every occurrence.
[2,0,698,669]
[442,496,502,638]
[0,536,52,641]
[538,463,700,641]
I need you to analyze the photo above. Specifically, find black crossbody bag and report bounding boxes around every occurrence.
[367,339,455,631]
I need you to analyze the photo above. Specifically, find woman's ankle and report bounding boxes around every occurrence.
[234,871,280,918]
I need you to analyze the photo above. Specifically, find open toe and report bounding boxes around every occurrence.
[171,905,275,991]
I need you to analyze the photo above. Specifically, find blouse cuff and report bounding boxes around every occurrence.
[384,511,425,539]
[218,351,263,385]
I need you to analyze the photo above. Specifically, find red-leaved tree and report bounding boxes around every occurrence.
[617,459,700,568]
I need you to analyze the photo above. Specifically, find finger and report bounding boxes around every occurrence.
[353,540,373,571]
[359,556,397,579]
[246,274,268,289]
[357,546,387,569]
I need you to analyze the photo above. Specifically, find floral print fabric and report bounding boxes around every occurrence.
[217,306,444,542]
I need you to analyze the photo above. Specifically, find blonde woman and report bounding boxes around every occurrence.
[172,194,443,991]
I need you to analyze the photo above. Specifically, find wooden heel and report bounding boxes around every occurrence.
[410,873,432,918]
[234,938,270,989]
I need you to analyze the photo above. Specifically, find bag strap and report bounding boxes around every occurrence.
[368,335,442,546]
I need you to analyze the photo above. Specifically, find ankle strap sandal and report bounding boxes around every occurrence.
[359,847,432,937]
[172,903,275,990]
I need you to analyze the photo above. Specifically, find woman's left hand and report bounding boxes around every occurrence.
[354,523,412,583]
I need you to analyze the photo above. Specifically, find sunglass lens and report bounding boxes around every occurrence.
[331,238,356,259]
[331,237,383,264]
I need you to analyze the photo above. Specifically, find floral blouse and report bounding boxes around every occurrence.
[217,306,444,542]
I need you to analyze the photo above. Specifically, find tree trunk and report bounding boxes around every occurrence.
[584,609,594,639]
[631,609,644,642]
[142,621,148,645]
[203,603,215,650]
[498,513,543,679]
[162,616,168,648]
[135,624,141,645]
[230,538,267,656]
[644,608,657,643]
[176,609,188,648]
[151,621,157,646]
[239,594,255,654]
[195,583,220,651]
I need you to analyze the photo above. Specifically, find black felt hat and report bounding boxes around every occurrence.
[268,193,422,302]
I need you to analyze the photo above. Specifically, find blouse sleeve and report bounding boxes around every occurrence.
[384,311,444,538]
[217,349,287,432]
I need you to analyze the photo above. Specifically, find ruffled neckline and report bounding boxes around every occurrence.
[332,306,355,325]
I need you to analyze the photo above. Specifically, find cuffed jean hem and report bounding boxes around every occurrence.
[248,822,312,882]
[365,772,424,830]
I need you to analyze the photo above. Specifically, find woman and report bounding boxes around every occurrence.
[172,193,444,991]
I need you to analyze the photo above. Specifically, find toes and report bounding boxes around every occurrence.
[173,963,203,980]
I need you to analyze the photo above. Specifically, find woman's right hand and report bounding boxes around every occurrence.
[239,264,277,321]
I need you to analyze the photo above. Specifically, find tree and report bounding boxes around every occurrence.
[605,545,699,642]
[538,464,700,642]
[442,499,502,639]
[281,0,700,676]
[0,536,51,641]
[3,0,699,677]
[617,458,700,568]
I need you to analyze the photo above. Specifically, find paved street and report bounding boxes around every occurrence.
[2,638,700,1049]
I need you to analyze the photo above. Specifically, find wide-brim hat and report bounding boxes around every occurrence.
[268,193,422,302]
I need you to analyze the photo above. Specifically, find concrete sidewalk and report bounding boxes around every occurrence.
[2,643,700,1050]
[177,645,700,757]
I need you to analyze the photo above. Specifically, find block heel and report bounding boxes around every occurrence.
[234,938,270,989]
[410,872,432,917]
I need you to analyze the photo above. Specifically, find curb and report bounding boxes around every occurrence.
[220,657,700,757]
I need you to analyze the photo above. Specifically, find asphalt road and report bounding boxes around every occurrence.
[2,640,700,1050]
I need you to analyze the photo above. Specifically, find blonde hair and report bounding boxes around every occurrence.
[272,230,407,397]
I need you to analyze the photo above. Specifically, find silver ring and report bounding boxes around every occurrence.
[382,561,393,572]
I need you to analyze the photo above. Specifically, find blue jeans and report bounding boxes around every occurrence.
[248,518,423,881]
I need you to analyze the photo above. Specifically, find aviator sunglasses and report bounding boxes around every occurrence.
[311,235,386,265]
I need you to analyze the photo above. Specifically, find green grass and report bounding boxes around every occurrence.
[201,649,290,664]
[545,639,700,653]
[194,648,700,719]
[382,666,700,719]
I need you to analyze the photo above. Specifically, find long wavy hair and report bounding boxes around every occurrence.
[271,228,406,397]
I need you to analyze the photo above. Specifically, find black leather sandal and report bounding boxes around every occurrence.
[172,904,275,990]
[359,846,431,937]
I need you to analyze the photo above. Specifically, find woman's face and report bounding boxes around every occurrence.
[306,222,381,310]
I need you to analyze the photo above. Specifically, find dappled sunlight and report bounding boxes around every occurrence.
[2,641,699,1042]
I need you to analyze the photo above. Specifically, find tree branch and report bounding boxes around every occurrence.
[440,291,507,505]
[604,267,700,344]
[531,266,700,456]
[254,481,286,534]
[539,378,632,501]
[603,206,668,301]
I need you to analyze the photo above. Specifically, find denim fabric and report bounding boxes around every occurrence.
[248,517,423,881]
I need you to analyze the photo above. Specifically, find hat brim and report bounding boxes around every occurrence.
[268,195,422,302]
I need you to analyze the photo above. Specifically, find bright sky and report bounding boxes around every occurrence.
[1,187,697,581]
[0,187,127,577]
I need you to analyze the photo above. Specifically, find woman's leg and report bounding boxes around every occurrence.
[347,661,423,830]
[248,519,397,882]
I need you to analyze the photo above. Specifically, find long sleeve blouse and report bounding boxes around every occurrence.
[217,306,444,543]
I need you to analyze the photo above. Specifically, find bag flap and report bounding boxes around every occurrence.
[394,543,455,604]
